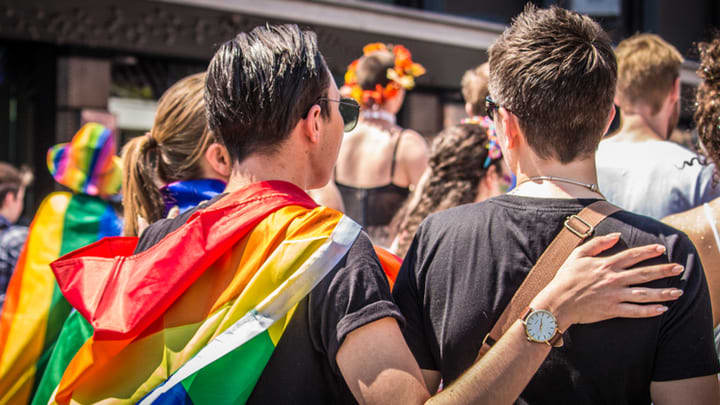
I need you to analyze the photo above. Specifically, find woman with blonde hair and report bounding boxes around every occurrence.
[122,72,231,236]
[334,43,429,246]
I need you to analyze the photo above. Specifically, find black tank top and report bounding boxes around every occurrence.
[335,132,410,228]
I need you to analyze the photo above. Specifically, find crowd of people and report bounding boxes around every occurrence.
[0,4,719,404]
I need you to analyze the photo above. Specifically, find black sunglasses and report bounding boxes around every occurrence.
[316,97,360,132]
[485,96,500,120]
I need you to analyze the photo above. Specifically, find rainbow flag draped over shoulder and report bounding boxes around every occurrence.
[0,192,122,404]
[41,181,362,404]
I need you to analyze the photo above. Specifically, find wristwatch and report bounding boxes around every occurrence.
[521,307,564,347]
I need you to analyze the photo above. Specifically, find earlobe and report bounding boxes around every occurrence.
[205,143,232,179]
[500,109,518,149]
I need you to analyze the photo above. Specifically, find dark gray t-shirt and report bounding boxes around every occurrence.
[136,195,404,404]
[393,194,719,404]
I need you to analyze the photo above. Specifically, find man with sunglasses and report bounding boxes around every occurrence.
[57,23,702,404]
[394,5,719,405]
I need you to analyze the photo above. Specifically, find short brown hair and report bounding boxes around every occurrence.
[0,162,32,205]
[615,34,683,114]
[488,5,617,163]
[461,63,489,116]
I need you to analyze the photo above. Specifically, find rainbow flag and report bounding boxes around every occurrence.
[40,181,362,404]
[0,192,121,404]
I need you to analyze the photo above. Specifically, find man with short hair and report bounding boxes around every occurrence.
[460,62,490,118]
[596,33,719,219]
[394,6,720,404]
[0,162,31,306]
[48,23,692,405]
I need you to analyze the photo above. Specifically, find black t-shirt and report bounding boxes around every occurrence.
[393,194,720,404]
[136,195,404,404]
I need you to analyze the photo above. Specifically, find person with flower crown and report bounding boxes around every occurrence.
[335,42,430,247]
[0,122,123,405]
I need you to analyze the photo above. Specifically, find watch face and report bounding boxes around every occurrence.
[525,310,557,342]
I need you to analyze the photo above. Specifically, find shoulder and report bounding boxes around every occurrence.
[135,200,209,253]
[662,205,705,232]
[0,225,28,250]
[417,200,494,241]
[609,209,696,256]
[397,129,429,161]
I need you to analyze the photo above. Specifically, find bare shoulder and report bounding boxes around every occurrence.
[662,205,706,235]
[397,129,429,161]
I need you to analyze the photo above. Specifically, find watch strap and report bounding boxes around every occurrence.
[478,200,620,358]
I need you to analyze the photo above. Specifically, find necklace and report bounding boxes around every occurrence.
[361,109,396,125]
[514,175,605,198]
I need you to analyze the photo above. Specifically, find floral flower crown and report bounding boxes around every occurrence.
[460,115,503,169]
[341,43,426,107]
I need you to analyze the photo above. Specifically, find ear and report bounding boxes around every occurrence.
[601,104,617,136]
[498,107,522,150]
[2,191,12,208]
[670,77,681,103]
[204,142,232,179]
[302,104,324,145]
[465,102,474,117]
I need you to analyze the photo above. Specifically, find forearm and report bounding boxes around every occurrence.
[426,321,551,405]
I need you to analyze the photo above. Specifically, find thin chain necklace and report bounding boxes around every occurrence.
[514,175,605,199]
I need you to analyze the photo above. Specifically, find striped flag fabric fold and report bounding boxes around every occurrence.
[39,181,366,404]
[0,192,121,405]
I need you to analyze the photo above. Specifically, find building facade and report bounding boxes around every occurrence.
[0,0,717,212]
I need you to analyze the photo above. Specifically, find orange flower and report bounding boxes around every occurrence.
[363,43,387,54]
[344,42,426,107]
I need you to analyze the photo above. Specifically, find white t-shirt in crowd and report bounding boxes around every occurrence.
[596,138,720,219]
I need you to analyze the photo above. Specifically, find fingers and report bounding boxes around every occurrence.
[619,287,683,303]
[574,233,621,258]
[612,303,669,318]
[618,263,684,285]
[605,243,666,269]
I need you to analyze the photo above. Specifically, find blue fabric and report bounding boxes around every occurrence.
[139,381,193,405]
[98,204,122,239]
[161,179,226,216]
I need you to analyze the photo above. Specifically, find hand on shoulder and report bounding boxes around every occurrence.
[531,233,684,331]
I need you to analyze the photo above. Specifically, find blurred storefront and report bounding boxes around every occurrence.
[0,0,717,210]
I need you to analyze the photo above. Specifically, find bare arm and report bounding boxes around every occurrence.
[337,317,430,405]
[337,233,684,404]
[651,376,720,405]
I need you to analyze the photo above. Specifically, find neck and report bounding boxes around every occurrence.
[224,152,309,194]
[0,203,14,223]
[360,109,396,125]
[610,111,666,142]
[512,155,601,199]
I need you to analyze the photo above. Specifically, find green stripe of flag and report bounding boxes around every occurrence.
[32,194,111,401]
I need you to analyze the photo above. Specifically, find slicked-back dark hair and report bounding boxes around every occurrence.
[205,24,330,163]
[488,5,617,163]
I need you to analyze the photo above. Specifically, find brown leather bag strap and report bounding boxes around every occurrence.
[479,200,621,355]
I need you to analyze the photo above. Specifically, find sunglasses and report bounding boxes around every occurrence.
[316,97,361,132]
[485,96,500,120]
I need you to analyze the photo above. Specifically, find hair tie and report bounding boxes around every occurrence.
[145,132,158,149]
